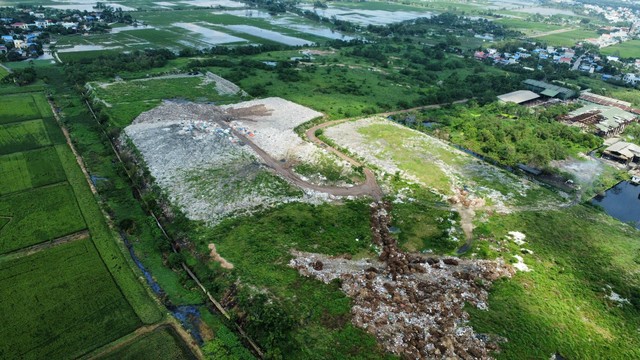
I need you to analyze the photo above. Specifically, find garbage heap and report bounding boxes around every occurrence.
[289,201,514,359]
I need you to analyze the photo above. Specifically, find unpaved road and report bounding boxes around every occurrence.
[213,117,384,200]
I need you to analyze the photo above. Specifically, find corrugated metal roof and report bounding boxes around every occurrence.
[497,90,540,104]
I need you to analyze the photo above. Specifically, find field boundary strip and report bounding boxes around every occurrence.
[0,229,90,262]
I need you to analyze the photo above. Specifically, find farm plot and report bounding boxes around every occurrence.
[0,147,67,196]
[0,119,51,155]
[0,93,41,124]
[96,327,194,360]
[324,117,561,208]
[0,182,86,254]
[0,239,141,359]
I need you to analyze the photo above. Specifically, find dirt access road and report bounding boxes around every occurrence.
[218,101,468,201]
[218,101,468,200]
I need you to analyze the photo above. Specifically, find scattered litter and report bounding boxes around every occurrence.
[512,255,531,272]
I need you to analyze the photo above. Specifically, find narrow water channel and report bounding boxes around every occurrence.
[121,232,205,344]
[591,181,640,229]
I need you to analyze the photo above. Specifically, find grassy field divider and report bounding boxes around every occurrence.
[50,99,164,324]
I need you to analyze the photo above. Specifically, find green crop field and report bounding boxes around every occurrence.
[0,152,32,195]
[0,183,86,254]
[0,147,67,196]
[0,119,51,155]
[0,239,141,359]
[0,93,41,124]
[0,88,172,358]
[96,327,194,360]
[24,147,67,187]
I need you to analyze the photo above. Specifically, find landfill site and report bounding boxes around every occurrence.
[124,95,525,359]
[123,98,335,224]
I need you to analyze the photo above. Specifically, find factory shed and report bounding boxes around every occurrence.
[497,90,540,104]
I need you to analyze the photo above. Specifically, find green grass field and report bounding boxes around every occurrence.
[90,75,244,128]
[0,93,41,124]
[0,119,51,155]
[0,66,8,79]
[495,18,564,36]
[600,40,640,59]
[537,29,600,47]
[468,206,640,359]
[0,183,86,254]
[96,327,194,360]
[0,239,141,359]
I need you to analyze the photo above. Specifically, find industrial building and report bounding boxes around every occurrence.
[522,79,576,100]
[497,90,540,105]
[564,103,637,137]
[602,141,640,164]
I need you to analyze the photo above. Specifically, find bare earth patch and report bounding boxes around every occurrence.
[208,243,234,269]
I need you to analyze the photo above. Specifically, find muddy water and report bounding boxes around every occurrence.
[591,181,640,229]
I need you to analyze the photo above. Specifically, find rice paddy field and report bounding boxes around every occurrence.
[55,9,352,61]
[0,89,191,359]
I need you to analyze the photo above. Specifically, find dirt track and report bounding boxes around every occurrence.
[213,117,384,200]
[217,100,469,201]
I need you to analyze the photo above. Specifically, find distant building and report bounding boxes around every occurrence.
[1,35,13,43]
[497,90,540,105]
[567,103,637,137]
[13,39,26,49]
[0,45,7,54]
[11,22,29,30]
[603,141,640,164]
[522,79,576,100]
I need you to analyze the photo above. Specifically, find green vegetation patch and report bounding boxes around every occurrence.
[0,152,32,195]
[537,29,600,47]
[0,239,141,359]
[600,40,640,59]
[469,206,640,359]
[24,147,67,187]
[0,119,51,155]
[0,93,40,124]
[0,182,86,254]
[356,120,459,194]
[90,76,244,128]
[190,201,392,359]
[96,327,193,360]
